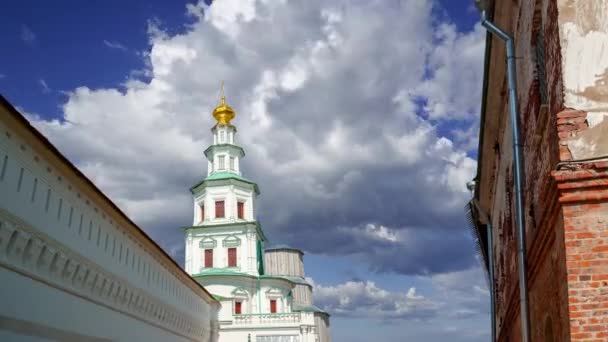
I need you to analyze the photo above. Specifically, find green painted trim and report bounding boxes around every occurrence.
[190,173,260,195]
[292,303,328,314]
[222,234,241,247]
[192,271,297,285]
[211,124,237,132]
[199,236,217,248]
[182,220,268,242]
[204,144,245,159]
[193,269,245,276]
[257,239,265,275]
[279,276,312,287]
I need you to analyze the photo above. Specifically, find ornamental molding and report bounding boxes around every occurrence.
[0,209,216,341]
[231,287,249,299]
[552,167,608,203]
[265,288,283,299]
[199,236,217,249]
[222,235,241,247]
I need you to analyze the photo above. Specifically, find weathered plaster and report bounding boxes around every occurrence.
[558,0,608,123]
[567,118,608,159]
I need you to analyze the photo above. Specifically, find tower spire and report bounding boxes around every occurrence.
[220,80,226,105]
[212,81,235,126]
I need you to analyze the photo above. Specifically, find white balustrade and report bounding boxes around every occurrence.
[233,312,303,325]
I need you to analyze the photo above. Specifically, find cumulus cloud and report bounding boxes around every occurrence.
[28,0,484,277]
[412,23,485,121]
[21,25,36,45]
[103,40,128,51]
[310,279,438,320]
[431,267,490,319]
[326,224,477,275]
[307,266,490,321]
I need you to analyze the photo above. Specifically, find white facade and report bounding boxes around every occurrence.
[0,96,220,341]
[185,98,330,342]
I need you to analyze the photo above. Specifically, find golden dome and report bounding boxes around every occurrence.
[212,82,235,126]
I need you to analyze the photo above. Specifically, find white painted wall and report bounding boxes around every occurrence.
[186,225,259,275]
[193,185,256,224]
[0,114,219,341]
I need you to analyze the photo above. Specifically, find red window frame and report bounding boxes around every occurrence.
[235,301,242,315]
[200,205,205,221]
[228,247,237,267]
[270,299,277,313]
[204,249,213,268]
[237,201,244,219]
[215,200,225,218]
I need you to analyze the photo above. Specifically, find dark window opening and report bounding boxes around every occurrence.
[228,247,237,267]
[237,202,244,219]
[215,200,225,218]
[205,249,213,268]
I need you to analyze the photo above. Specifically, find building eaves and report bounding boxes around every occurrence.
[190,172,260,195]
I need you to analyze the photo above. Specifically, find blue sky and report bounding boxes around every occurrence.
[0,1,489,341]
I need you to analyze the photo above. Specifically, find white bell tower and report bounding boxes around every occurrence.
[184,84,265,278]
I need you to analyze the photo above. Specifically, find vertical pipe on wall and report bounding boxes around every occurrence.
[478,9,531,342]
[487,221,496,342]
[469,197,497,342]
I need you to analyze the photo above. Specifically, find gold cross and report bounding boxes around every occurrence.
[220,80,226,104]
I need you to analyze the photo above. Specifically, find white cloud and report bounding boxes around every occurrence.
[21,25,36,44]
[103,40,128,51]
[431,267,490,318]
[310,279,438,320]
[412,23,486,121]
[39,79,51,94]
[28,0,483,276]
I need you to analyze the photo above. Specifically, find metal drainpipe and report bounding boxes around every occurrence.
[487,219,496,342]
[472,199,496,342]
[479,10,531,342]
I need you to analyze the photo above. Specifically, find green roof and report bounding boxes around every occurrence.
[205,172,249,181]
[280,276,312,287]
[193,268,251,277]
[182,220,268,242]
[192,269,297,285]
[190,172,260,194]
[292,303,329,315]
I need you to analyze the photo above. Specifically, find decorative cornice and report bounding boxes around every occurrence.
[190,176,260,196]
[183,221,268,242]
[0,209,218,341]
[199,236,217,249]
[204,144,245,160]
[552,167,608,203]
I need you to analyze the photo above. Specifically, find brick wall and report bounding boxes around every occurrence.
[485,0,570,341]
[554,166,608,341]
[482,0,608,340]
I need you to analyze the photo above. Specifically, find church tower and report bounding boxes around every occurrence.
[185,84,266,278]
[183,85,329,342]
